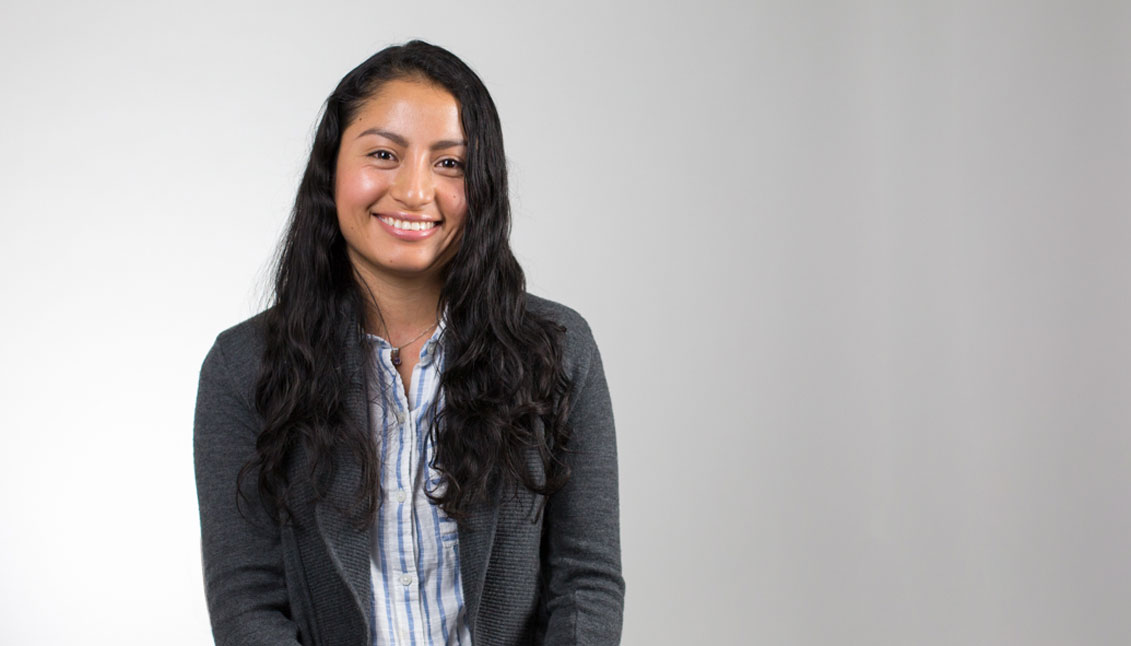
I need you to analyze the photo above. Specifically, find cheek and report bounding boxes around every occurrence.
[451,201,469,230]
[336,167,383,212]
[440,186,468,227]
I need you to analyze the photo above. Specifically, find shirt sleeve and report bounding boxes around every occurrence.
[194,335,304,646]
[539,322,625,644]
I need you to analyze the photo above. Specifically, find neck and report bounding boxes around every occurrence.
[352,266,443,343]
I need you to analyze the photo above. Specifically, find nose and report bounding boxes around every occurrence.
[390,157,434,209]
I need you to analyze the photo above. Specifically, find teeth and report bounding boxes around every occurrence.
[379,216,437,231]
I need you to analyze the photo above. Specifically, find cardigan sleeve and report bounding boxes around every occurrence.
[194,335,304,646]
[539,320,625,644]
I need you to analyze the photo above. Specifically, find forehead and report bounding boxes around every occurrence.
[346,79,463,137]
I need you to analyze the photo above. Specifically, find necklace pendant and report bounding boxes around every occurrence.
[391,347,402,366]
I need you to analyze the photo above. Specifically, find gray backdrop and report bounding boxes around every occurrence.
[1,1,1128,644]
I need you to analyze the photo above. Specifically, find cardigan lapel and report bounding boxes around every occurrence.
[457,479,502,633]
[310,326,374,642]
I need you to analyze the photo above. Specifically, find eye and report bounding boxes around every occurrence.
[436,158,465,175]
[369,149,396,162]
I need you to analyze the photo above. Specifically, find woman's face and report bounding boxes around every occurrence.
[334,78,468,288]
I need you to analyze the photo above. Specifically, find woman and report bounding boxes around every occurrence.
[193,41,623,646]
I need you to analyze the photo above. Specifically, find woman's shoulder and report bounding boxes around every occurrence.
[526,293,593,340]
[526,292,584,326]
[525,293,601,381]
[199,310,271,393]
[214,309,270,349]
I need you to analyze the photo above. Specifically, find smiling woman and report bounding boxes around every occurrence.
[193,41,624,646]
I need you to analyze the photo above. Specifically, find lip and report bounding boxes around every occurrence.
[372,211,441,240]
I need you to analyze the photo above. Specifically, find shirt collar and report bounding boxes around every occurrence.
[363,311,447,365]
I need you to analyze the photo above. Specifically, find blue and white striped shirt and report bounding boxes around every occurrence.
[366,324,471,646]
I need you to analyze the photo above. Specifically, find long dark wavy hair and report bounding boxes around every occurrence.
[242,40,572,524]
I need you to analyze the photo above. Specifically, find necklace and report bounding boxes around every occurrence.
[389,322,438,367]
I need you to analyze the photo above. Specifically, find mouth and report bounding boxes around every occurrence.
[375,214,438,231]
[372,212,442,240]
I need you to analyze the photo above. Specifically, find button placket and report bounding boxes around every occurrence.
[401,405,419,603]
[367,327,457,644]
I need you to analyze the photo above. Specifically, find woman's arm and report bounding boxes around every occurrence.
[194,335,304,646]
[539,320,625,644]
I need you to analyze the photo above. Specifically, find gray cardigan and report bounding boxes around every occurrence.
[194,295,624,646]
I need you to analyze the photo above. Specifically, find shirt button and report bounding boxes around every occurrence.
[401,574,413,586]
[396,489,407,503]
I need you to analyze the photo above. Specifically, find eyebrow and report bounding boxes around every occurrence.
[356,128,467,151]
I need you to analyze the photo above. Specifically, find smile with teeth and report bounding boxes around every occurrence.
[377,215,438,231]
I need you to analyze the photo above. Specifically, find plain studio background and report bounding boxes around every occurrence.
[1,0,1129,644]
